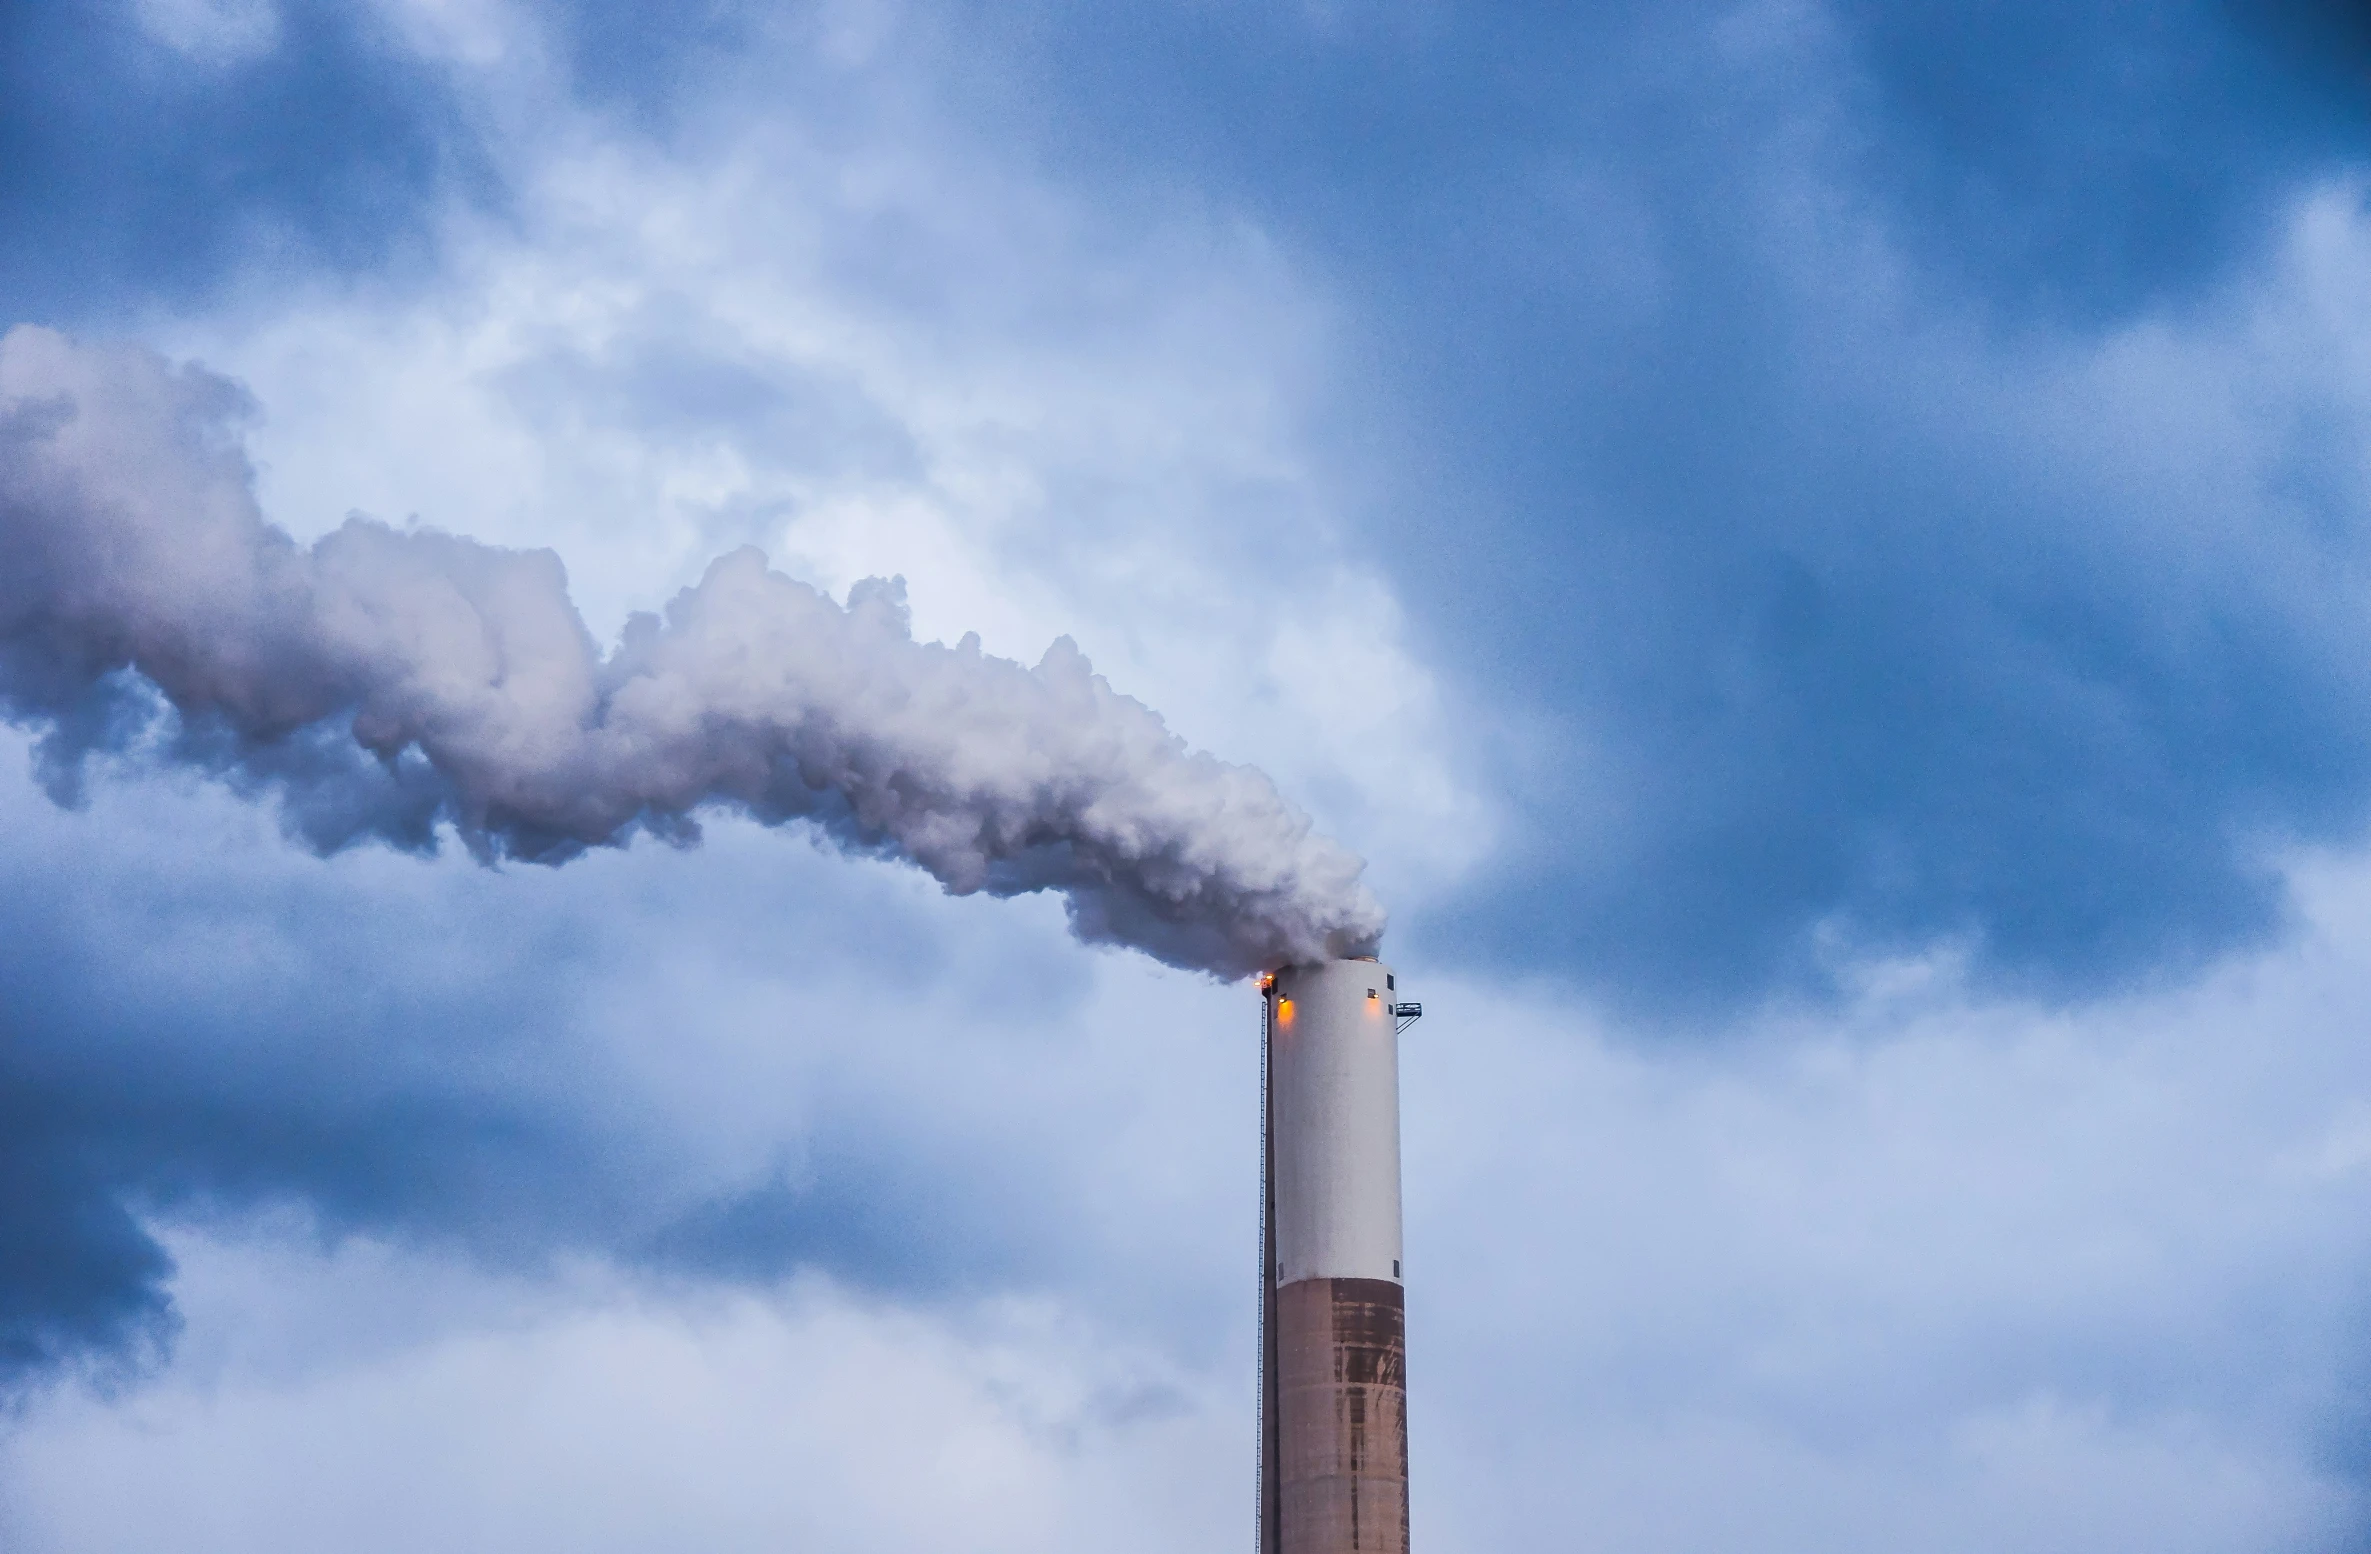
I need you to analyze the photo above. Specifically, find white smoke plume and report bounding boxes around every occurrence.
[0,327,1385,978]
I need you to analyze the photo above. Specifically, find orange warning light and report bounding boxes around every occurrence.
[1277,998,1294,1023]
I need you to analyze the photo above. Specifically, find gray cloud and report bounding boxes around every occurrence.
[914,0,2371,1015]
[0,740,1178,1397]
[0,0,489,329]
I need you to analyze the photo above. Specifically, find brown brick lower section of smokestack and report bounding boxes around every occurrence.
[1273,1276,1408,1554]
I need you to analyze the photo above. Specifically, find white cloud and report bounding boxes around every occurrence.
[0,1236,1243,1554]
[150,4,1489,898]
[131,0,280,63]
[1390,852,2371,1551]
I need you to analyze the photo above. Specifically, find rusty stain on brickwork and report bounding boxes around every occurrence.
[1273,1278,1409,1554]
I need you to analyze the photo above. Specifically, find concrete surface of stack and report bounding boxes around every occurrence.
[1260,957,1417,1554]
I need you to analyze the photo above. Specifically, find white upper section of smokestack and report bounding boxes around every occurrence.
[0,327,1387,979]
[1269,957,1403,1286]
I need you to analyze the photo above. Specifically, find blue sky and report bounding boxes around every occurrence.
[9,2,2371,1549]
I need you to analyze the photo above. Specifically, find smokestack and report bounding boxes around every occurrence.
[1260,957,1417,1554]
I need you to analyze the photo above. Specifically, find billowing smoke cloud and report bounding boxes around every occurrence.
[0,326,1383,978]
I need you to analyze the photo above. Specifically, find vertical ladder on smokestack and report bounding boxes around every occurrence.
[1258,980,1281,1554]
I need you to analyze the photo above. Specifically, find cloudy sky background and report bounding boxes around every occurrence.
[11,1,2371,1548]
